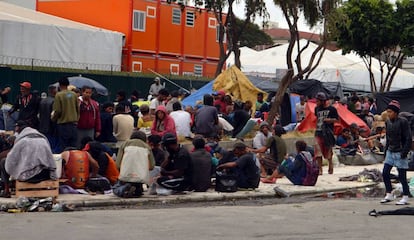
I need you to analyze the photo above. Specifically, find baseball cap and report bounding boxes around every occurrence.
[20,82,31,89]
[213,90,226,96]
[162,132,177,145]
[315,92,327,101]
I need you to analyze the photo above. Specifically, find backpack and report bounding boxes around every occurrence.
[64,150,89,189]
[300,152,319,186]
[215,170,238,192]
[85,177,112,194]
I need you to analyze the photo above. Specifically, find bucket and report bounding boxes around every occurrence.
[53,154,62,178]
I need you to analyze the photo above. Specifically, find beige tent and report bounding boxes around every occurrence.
[214,65,267,113]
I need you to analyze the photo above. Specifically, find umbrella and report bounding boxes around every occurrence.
[67,75,108,96]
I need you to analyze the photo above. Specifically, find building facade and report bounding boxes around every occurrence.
[37,0,225,77]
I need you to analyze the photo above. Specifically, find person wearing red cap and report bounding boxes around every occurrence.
[381,100,412,205]
[213,90,228,115]
[8,81,40,129]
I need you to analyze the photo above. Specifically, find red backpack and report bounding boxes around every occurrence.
[301,153,319,186]
[64,150,90,189]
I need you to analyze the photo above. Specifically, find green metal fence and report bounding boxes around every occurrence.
[0,66,210,103]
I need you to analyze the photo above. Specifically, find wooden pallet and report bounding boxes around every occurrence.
[15,180,59,198]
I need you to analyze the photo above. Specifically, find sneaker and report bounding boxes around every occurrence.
[380,196,394,204]
[395,199,409,205]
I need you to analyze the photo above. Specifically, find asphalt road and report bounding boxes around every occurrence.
[0,198,411,240]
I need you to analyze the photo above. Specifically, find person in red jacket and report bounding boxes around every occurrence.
[151,105,176,138]
[77,86,101,148]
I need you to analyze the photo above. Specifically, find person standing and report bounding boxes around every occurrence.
[77,86,101,148]
[52,77,80,151]
[148,77,165,98]
[8,81,40,129]
[39,84,59,153]
[381,100,412,205]
[96,102,117,143]
[314,92,338,175]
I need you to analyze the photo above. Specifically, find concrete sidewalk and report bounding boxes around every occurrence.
[2,163,407,210]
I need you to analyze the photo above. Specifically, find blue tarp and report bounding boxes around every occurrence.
[181,81,214,107]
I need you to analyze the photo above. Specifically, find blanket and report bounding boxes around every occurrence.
[5,127,57,181]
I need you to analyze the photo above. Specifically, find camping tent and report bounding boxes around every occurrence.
[375,88,414,114]
[228,40,414,91]
[181,66,267,109]
[297,100,370,136]
[0,2,123,71]
[289,79,343,99]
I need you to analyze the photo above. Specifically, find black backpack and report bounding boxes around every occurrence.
[215,170,238,192]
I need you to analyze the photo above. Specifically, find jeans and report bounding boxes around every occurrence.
[57,123,77,151]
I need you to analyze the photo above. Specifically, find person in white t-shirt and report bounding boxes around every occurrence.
[170,102,192,138]
[149,88,169,116]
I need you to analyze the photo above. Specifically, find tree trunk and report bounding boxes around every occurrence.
[267,70,294,125]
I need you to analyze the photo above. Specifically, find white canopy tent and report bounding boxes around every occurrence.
[228,40,414,91]
[0,2,124,71]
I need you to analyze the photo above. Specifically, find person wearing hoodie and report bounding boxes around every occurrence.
[150,105,176,138]
[1,120,57,197]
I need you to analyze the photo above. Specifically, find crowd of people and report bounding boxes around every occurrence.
[0,77,412,206]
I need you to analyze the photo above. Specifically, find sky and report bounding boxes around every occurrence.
[232,0,318,33]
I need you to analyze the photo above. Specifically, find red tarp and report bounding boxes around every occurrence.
[297,100,371,136]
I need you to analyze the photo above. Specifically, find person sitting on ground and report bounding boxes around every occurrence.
[261,140,314,185]
[255,92,268,117]
[151,105,176,138]
[366,126,386,152]
[149,88,169,116]
[0,135,15,197]
[114,131,155,198]
[157,133,192,192]
[194,94,219,138]
[61,147,100,189]
[252,125,287,178]
[216,141,260,189]
[190,135,212,192]
[231,101,250,138]
[96,102,117,143]
[137,104,153,129]
[213,90,227,115]
[336,128,358,156]
[170,102,192,138]
[113,104,135,141]
[148,134,166,166]
[84,141,119,185]
[166,90,180,113]
[252,121,272,149]
[5,121,57,189]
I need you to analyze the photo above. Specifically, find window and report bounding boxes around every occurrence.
[133,10,146,31]
[147,6,156,18]
[172,8,181,25]
[170,64,179,75]
[194,65,203,76]
[208,18,217,28]
[186,11,194,27]
[216,25,226,43]
[132,62,142,72]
